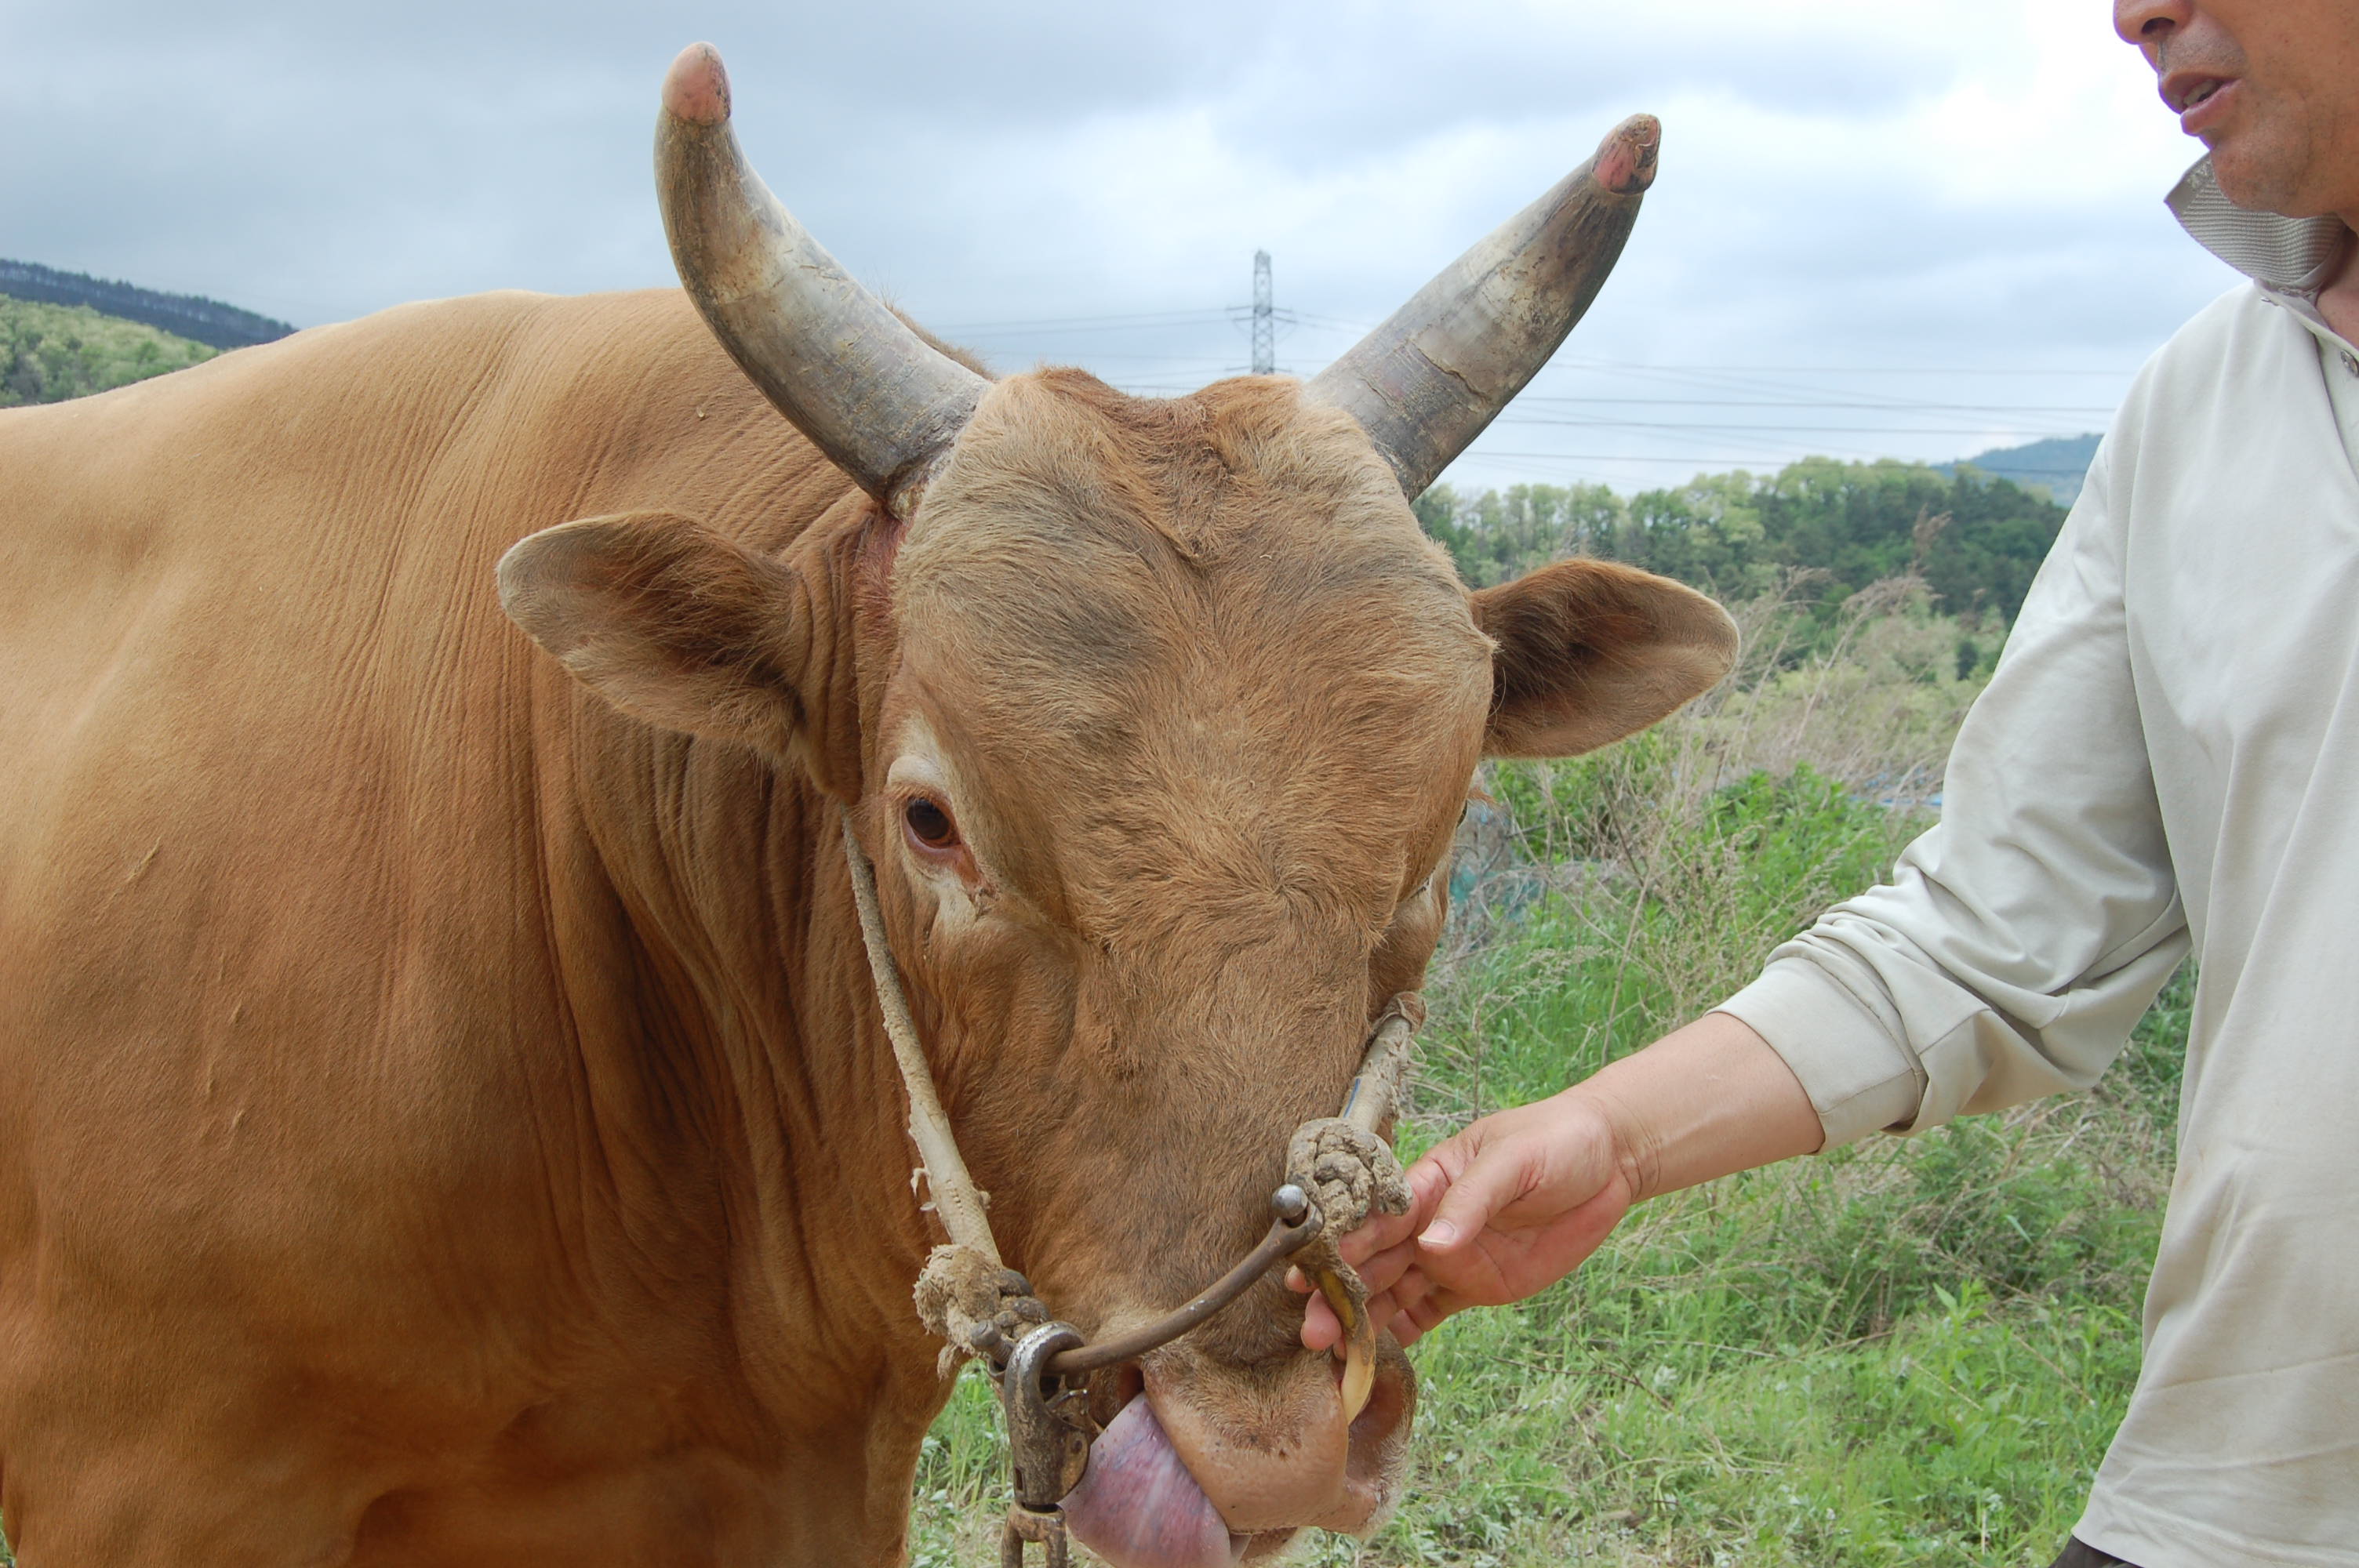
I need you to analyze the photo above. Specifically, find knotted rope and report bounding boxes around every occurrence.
[843,814,1052,1374]
[1282,993,1420,1416]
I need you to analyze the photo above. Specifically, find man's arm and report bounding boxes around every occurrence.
[1299,1011,1819,1348]
[1307,419,2190,1352]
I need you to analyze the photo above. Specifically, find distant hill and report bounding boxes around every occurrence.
[1942,434,2102,506]
[1,293,217,408]
[0,260,293,351]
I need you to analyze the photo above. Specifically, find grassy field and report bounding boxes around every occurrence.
[908,583,2183,1567]
[0,585,2175,1568]
[1,292,216,407]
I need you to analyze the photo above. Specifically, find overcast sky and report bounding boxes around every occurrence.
[2,1,2242,494]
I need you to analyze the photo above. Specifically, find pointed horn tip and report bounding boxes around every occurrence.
[663,42,732,126]
[1594,114,1661,196]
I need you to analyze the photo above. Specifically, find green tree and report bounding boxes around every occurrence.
[1419,458,2067,632]
[0,293,215,408]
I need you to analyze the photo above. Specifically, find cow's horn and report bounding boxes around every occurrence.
[1307,114,1659,499]
[655,43,988,517]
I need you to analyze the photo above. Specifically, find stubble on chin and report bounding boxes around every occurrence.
[2196,81,2326,217]
[2210,123,2324,219]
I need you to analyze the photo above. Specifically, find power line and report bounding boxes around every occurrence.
[1503,421,2102,438]
[1467,452,1907,464]
[1555,360,2135,376]
[910,295,2131,482]
[1471,450,2093,467]
[1510,396,2117,413]
[921,310,2138,379]
[1537,359,2008,410]
[927,307,1234,333]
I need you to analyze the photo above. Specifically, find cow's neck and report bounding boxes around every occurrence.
[540,504,949,1514]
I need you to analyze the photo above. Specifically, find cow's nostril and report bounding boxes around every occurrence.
[1325,1338,1417,1534]
[1348,1350,1409,1448]
[1088,1360,1147,1430]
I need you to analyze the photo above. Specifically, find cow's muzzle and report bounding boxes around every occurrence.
[1060,1335,1419,1567]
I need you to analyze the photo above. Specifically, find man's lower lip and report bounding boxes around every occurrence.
[2181,78,2236,136]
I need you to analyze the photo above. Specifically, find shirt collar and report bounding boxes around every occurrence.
[2168,154,2350,299]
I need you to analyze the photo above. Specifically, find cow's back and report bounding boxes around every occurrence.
[0,289,859,1563]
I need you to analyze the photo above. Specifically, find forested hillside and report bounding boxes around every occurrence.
[1,293,217,407]
[0,260,293,350]
[1418,457,2070,632]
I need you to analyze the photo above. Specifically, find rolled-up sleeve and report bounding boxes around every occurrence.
[1717,441,2190,1147]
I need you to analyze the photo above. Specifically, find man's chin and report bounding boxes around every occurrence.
[2204,142,2312,219]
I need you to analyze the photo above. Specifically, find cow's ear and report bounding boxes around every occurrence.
[1471,557,1738,757]
[497,511,813,754]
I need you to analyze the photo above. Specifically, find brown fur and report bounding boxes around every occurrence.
[0,285,1734,1565]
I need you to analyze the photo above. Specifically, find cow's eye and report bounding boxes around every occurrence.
[903,795,961,853]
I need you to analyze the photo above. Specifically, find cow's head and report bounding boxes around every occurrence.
[498,43,1734,1568]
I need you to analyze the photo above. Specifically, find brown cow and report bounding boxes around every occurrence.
[0,44,1733,1568]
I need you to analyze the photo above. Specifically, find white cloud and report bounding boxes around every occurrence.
[1,0,2252,491]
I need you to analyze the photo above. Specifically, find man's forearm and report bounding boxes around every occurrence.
[1571,1011,1826,1202]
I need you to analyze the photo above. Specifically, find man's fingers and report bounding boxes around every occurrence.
[1297,1222,1430,1353]
[1332,1195,1423,1270]
[1331,1142,1465,1265]
[1321,1130,1470,1266]
[1398,1291,1456,1342]
[1373,1285,1434,1348]
[1350,1236,1419,1295]
[1301,1290,1341,1352]
[1416,1139,1537,1254]
[1301,1260,1426,1355]
[1401,1149,1455,1220]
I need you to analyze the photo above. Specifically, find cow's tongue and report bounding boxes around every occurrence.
[1062,1395,1246,1568]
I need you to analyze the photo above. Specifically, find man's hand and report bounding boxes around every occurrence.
[1294,1011,1823,1350]
[1295,1091,1632,1348]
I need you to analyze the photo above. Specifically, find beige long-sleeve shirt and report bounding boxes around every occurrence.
[1720,162,2359,1567]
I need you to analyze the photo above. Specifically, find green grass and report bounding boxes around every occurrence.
[1,292,216,407]
[910,588,2188,1566]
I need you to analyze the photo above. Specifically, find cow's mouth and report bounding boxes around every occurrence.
[1063,1396,1251,1568]
[1062,1344,1415,1568]
[1061,1396,1318,1567]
